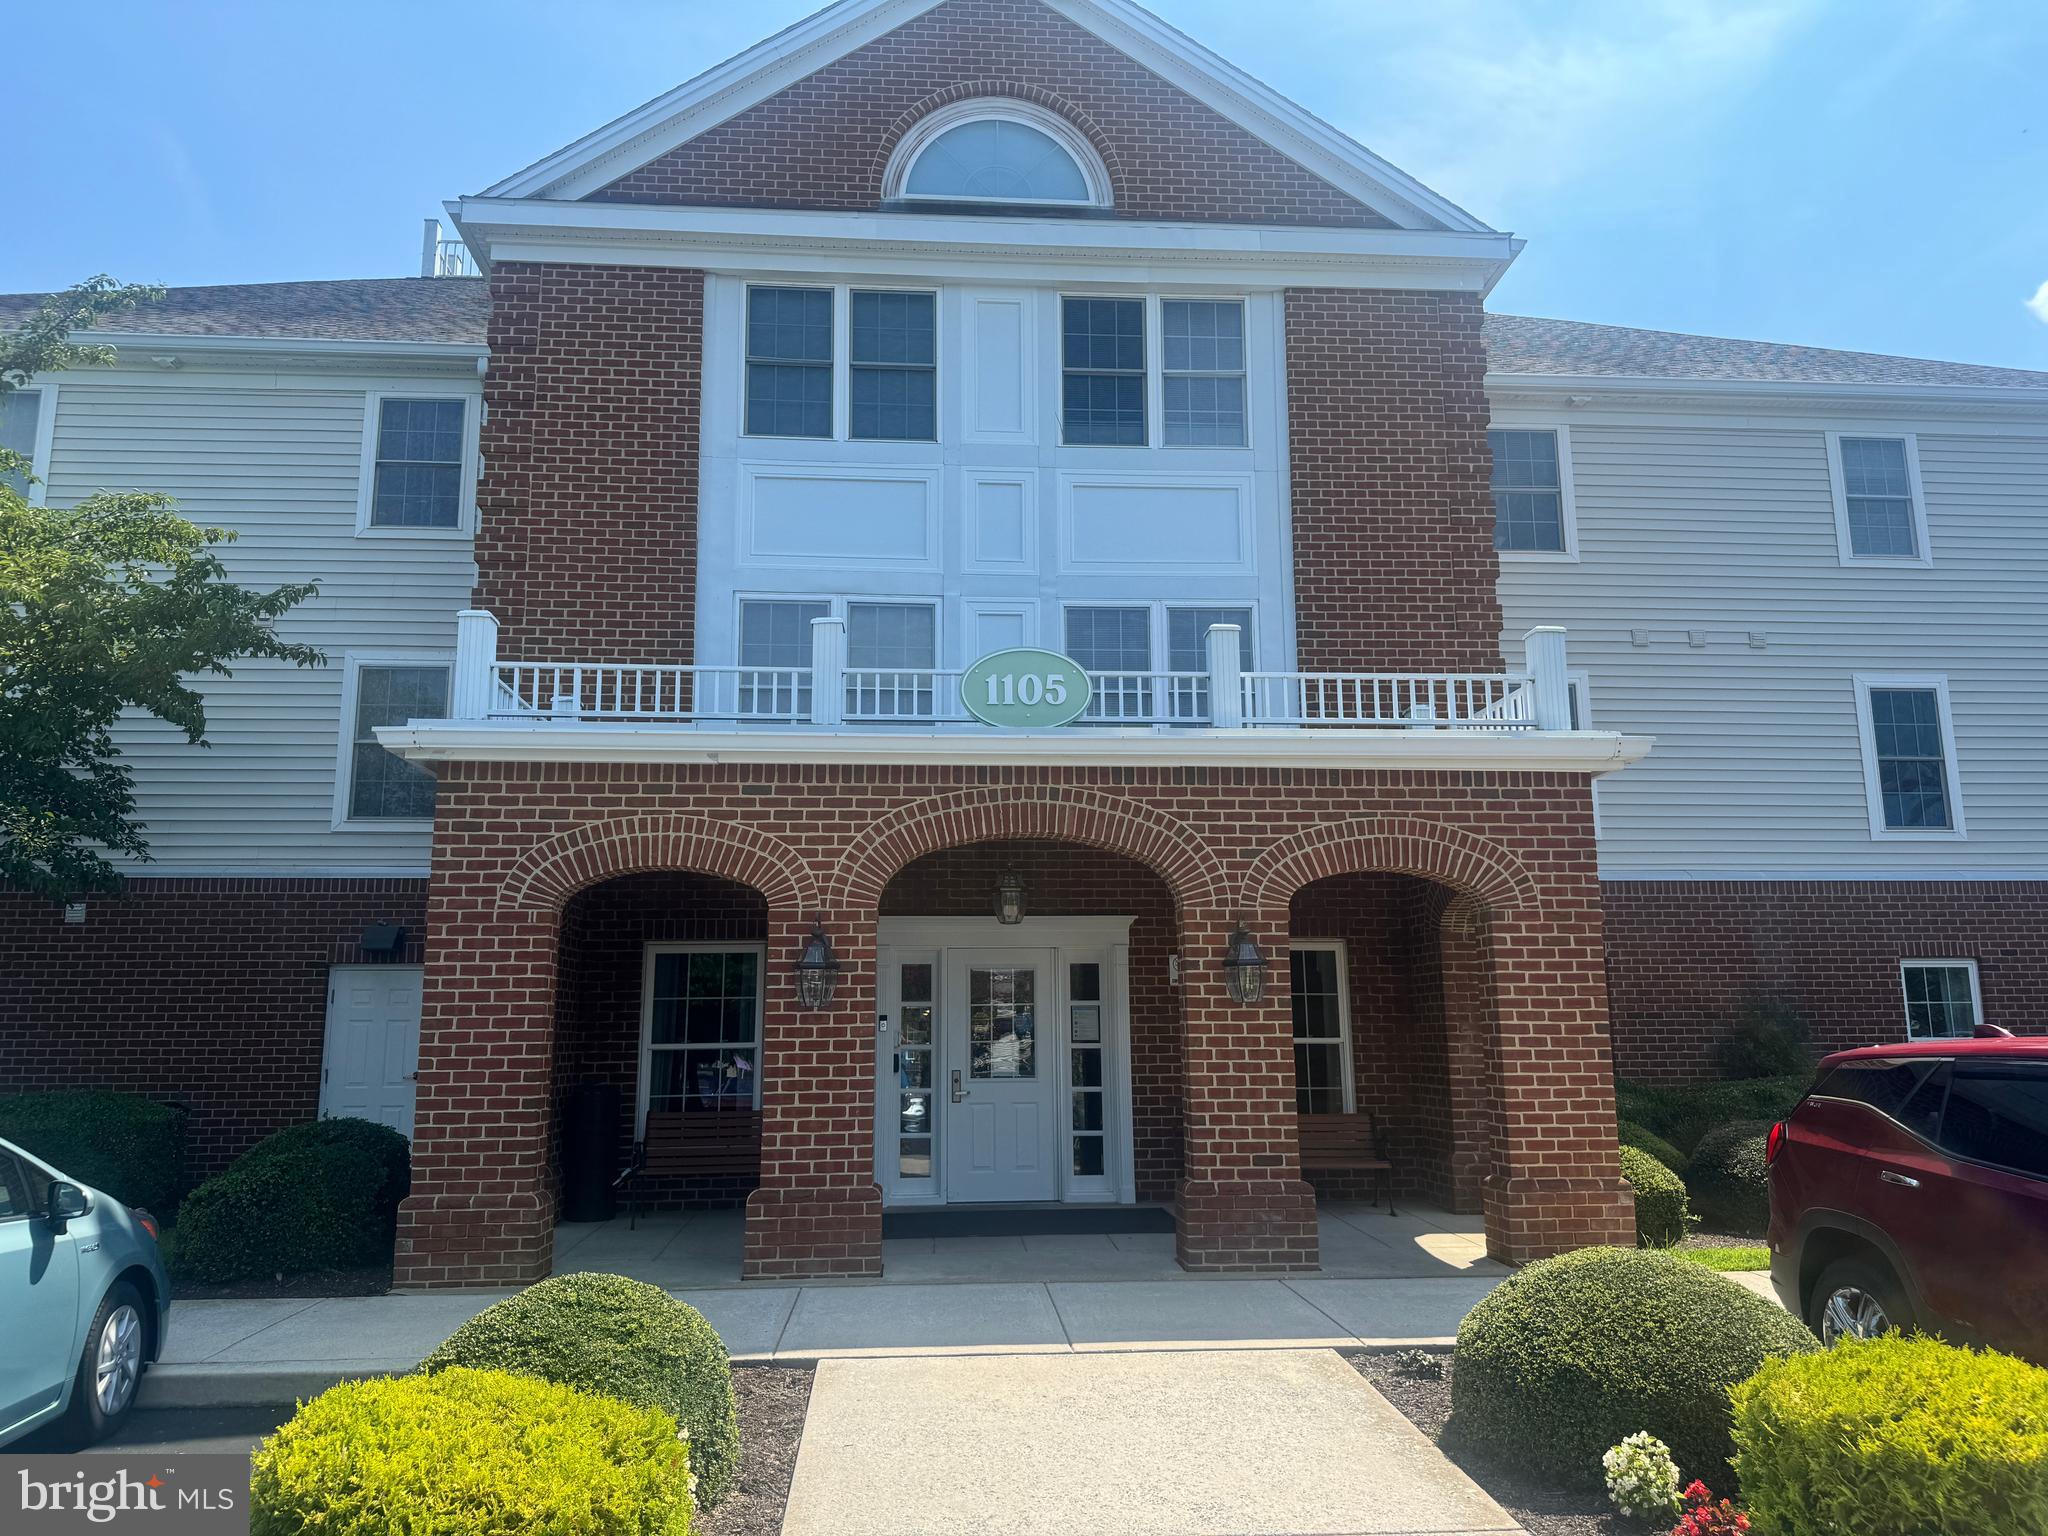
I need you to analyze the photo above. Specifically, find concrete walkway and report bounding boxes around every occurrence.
[784,1349,1521,1536]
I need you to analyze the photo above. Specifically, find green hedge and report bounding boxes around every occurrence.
[1614,1075,1808,1158]
[251,1367,693,1536]
[1686,1120,1773,1235]
[1449,1246,1817,1488]
[1618,1146,1692,1247]
[1733,1335,2048,1536]
[1617,1119,1686,1174]
[168,1118,410,1284]
[422,1272,740,1509]
[0,1091,187,1212]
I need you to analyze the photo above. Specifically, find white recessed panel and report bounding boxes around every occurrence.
[743,467,936,567]
[965,292,1034,444]
[1062,476,1254,571]
[969,475,1033,570]
[966,604,1033,656]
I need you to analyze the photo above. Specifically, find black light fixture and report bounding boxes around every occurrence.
[793,922,841,1010]
[995,870,1026,926]
[1220,923,1269,1005]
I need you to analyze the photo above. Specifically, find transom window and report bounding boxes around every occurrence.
[643,947,763,1122]
[1861,682,1957,832]
[370,399,466,528]
[893,103,1107,206]
[1489,429,1568,553]
[1162,301,1246,446]
[1901,960,1980,1040]
[345,664,448,821]
[0,388,45,499]
[1062,298,1146,446]
[1291,943,1352,1114]
[1832,434,1927,562]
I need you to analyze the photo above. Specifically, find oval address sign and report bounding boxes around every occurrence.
[962,648,1093,729]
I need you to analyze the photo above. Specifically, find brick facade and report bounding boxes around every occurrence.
[1284,289,1504,673]
[394,763,1632,1286]
[0,878,427,1174]
[589,0,1392,229]
[1604,879,2048,1081]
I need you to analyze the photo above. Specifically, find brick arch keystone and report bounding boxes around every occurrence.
[872,82,1127,204]
[831,787,1226,910]
[1242,817,1537,915]
[497,815,822,915]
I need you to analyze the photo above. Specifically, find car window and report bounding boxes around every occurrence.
[19,1156,53,1211]
[1941,1064,2048,1178]
[0,1154,30,1219]
[1898,1062,1951,1142]
[1816,1059,1941,1125]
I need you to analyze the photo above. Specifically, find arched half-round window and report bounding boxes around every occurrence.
[887,101,1111,208]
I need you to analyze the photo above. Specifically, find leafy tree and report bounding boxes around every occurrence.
[2,278,324,899]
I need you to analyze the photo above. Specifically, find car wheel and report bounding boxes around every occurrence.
[1809,1256,1914,1346]
[56,1281,146,1447]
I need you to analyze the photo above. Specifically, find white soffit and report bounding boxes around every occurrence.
[479,0,1490,235]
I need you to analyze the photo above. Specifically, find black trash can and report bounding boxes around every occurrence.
[561,1081,619,1223]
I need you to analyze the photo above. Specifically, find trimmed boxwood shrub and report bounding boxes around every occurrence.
[168,1118,410,1284]
[1614,1075,1807,1157]
[0,1091,187,1211]
[1733,1335,2048,1536]
[250,1366,693,1536]
[1687,1120,1773,1235]
[1617,1119,1686,1173]
[422,1272,740,1509]
[1618,1145,1692,1247]
[1449,1246,1817,1488]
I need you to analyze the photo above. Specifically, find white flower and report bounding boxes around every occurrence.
[1603,1431,1682,1519]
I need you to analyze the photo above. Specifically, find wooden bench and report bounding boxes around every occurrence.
[616,1110,761,1226]
[1298,1112,1395,1214]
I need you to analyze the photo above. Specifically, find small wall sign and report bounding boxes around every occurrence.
[962,647,1093,728]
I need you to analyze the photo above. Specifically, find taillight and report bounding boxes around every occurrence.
[131,1207,159,1241]
[1765,1121,1786,1167]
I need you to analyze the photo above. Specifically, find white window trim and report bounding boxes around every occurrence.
[1059,600,1261,674]
[734,593,944,669]
[6,382,59,507]
[884,97,1114,208]
[1290,938,1356,1114]
[637,941,768,1135]
[1491,423,1579,562]
[1852,673,1967,841]
[354,391,480,539]
[1826,430,1932,567]
[1898,957,1982,1041]
[1160,297,1250,450]
[331,652,454,831]
[740,283,943,444]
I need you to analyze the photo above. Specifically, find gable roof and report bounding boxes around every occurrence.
[1484,313,2048,392]
[0,279,489,346]
[479,0,1488,233]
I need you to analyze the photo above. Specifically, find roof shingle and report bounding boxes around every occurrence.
[0,278,488,345]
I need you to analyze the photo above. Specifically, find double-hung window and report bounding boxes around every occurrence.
[1065,606,1152,718]
[739,598,938,719]
[368,399,466,528]
[1061,298,1146,446]
[1162,300,1246,446]
[1830,434,1928,562]
[738,599,828,717]
[745,285,937,441]
[1291,943,1352,1115]
[642,946,764,1129]
[0,388,46,499]
[1489,428,1572,554]
[850,291,936,441]
[1901,960,1981,1040]
[1166,607,1252,721]
[342,663,449,822]
[1856,677,1962,836]
[745,286,833,438]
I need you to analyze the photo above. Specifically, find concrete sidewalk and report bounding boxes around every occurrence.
[142,1274,1505,1407]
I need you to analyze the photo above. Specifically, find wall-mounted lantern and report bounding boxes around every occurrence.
[995,870,1026,926]
[794,923,841,1010]
[1220,923,1269,1006]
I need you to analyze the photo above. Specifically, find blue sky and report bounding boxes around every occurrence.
[7,0,2045,369]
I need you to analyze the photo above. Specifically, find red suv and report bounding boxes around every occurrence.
[1768,1031,2048,1363]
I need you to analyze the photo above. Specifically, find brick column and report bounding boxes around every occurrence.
[1480,873,1635,1262]
[1439,898,1496,1215]
[743,908,883,1279]
[394,905,559,1289]
[1175,905,1318,1272]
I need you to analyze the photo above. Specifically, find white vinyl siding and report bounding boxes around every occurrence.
[1497,418,2048,876]
[35,369,477,872]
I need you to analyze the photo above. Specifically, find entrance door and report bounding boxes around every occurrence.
[944,948,1058,1203]
[321,964,422,1137]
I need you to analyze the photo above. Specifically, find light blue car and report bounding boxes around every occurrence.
[0,1136,171,1447]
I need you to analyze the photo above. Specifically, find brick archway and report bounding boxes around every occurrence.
[1241,815,1538,915]
[831,787,1227,911]
[497,814,822,915]
[872,81,1127,204]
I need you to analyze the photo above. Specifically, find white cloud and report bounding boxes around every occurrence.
[2027,281,2048,326]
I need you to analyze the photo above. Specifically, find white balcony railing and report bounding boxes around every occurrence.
[418,218,480,278]
[452,611,1578,734]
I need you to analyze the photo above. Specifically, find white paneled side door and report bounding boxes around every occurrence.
[944,948,1059,1203]
[321,965,423,1138]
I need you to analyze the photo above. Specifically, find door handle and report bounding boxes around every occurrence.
[951,1069,966,1104]
[1880,1169,1920,1188]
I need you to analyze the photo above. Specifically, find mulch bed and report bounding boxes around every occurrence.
[171,1264,392,1300]
[1349,1349,1642,1536]
[699,1365,815,1536]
